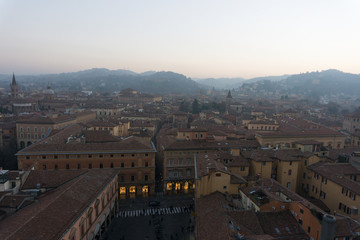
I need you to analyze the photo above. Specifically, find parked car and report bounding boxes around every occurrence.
[149,201,161,207]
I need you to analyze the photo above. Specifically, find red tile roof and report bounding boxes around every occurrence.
[0,169,119,240]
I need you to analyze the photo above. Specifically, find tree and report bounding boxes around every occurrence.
[192,99,200,114]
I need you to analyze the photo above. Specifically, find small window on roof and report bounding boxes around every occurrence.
[274,227,280,234]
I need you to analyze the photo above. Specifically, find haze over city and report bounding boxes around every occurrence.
[2,1,360,240]
[1,0,360,78]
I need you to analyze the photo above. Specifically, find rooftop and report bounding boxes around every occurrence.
[0,169,119,240]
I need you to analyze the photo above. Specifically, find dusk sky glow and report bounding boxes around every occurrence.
[0,0,359,78]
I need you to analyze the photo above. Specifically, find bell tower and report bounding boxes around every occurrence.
[10,73,19,98]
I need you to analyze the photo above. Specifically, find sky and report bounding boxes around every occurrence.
[0,0,359,79]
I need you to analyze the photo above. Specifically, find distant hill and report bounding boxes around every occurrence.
[245,75,289,84]
[195,77,246,89]
[0,69,201,94]
[1,68,359,97]
[238,69,360,98]
[281,69,360,96]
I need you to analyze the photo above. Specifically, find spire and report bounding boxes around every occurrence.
[227,89,232,98]
[11,73,17,86]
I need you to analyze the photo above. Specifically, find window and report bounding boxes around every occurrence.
[54,155,58,159]
[216,173,221,177]
[77,163,81,169]
[26,156,30,160]
[241,167,245,171]
[66,154,69,159]
[289,161,292,166]
[20,133,24,138]
[100,163,103,168]
[41,127,45,132]
[307,226,311,233]
[145,153,149,157]
[88,208,93,224]
[342,188,348,196]
[303,173,306,179]
[27,134,31,139]
[27,127,30,132]
[42,155,46,159]
[121,154,124,157]
[121,163,124,168]
[339,202,346,212]
[131,175,135,181]
[66,164,70,169]
[178,158,183,165]
[88,154,92,158]
[99,154,103,158]
[95,199,100,216]
[131,162,135,167]
[120,175,124,182]
[288,169,292,175]
[223,185,227,189]
[304,160,307,166]
[350,192,356,200]
[110,154,114,158]
[169,159,174,166]
[145,175,148,181]
[42,164,47,170]
[320,191,326,199]
[186,169,191,177]
[322,177,327,184]
[287,182,291,189]
[110,162,114,168]
[262,162,266,166]
[34,127,37,132]
[187,158,191,165]
[34,134,38,139]
[77,154,80,158]
[145,161,148,167]
[89,163,92,169]
[300,208,304,214]
[20,127,23,132]
[80,222,85,237]
[131,154,135,157]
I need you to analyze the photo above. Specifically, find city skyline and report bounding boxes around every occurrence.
[1,0,359,78]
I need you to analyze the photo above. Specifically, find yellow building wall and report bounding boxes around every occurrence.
[276,160,299,192]
[195,171,240,198]
[250,160,272,179]
[256,135,346,149]
[229,166,249,177]
[297,155,321,194]
[307,172,360,222]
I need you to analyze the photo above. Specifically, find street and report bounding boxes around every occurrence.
[103,194,195,240]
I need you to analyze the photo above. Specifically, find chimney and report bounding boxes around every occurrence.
[320,214,336,240]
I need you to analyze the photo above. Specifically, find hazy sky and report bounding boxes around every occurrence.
[0,0,359,78]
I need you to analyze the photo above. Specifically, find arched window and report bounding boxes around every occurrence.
[88,208,93,225]
[95,199,100,216]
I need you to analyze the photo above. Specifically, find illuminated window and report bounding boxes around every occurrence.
[142,186,148,193]
[129,186,136,193]
[120,187,126,194]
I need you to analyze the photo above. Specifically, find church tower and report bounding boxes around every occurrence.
[10,73,19,98]
[226,89,232,113]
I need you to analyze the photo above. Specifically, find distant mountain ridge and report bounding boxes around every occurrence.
[0,69,200,94]
[0,68,359,96]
